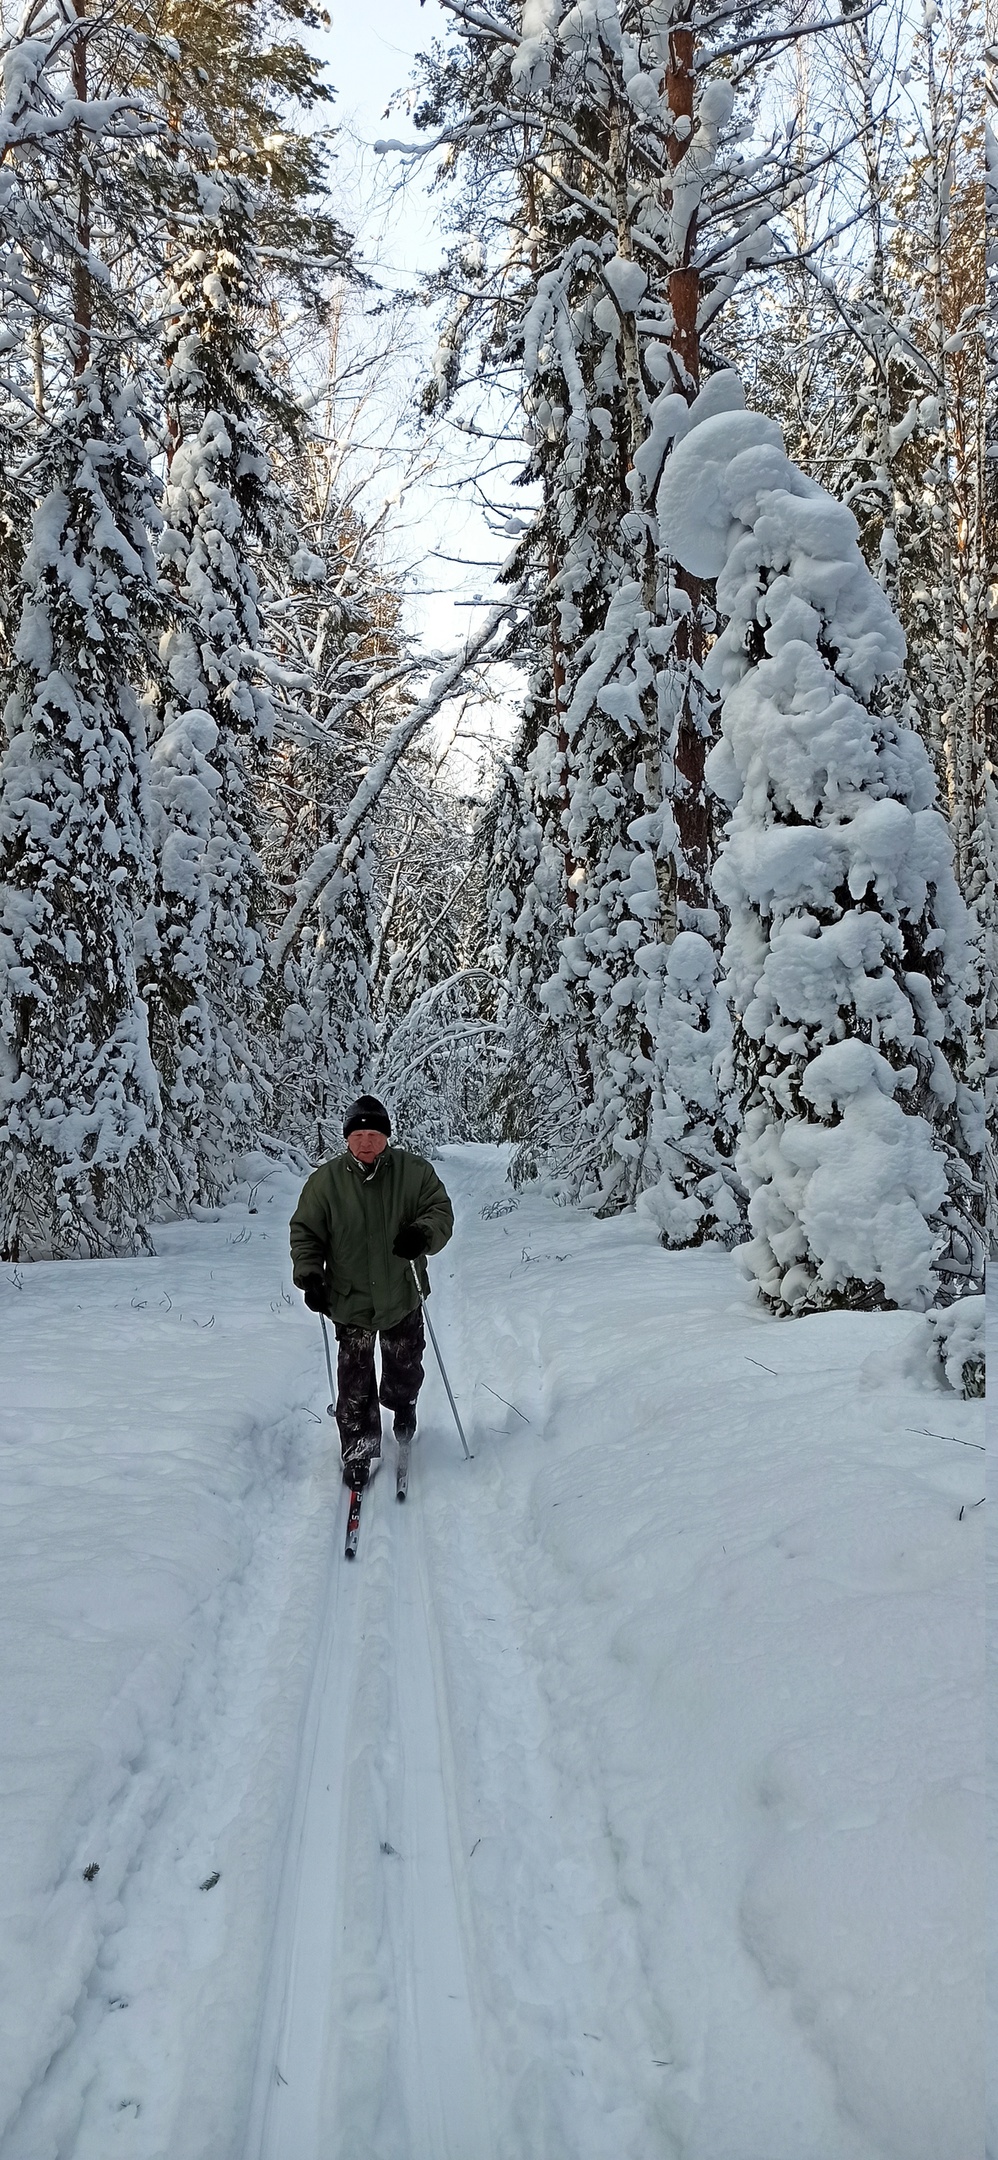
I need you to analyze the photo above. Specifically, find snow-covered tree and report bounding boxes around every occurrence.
[635,930,744,1248]
[0,3,177,1259]
[374,969,504,1154]
[984,38,998,1252]
[133,0,350,301]
[272,748,382,1161]
[259,414,407,1156]
[658,398,985,1312]
[732,0,989,897]
[373,751,475,1021]
[0,369,162,1258]
[148,178,290,1204]
[731,0,995,1254]
[475,702,577,1170]
[408,0,838,1224]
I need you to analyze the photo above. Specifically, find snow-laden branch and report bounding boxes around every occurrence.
[373,122,492,162]
[270,600,517,966]
[380,856,481,1007]
[0,10,157,163]
[437,0,518,42]
[704,3,879,68]
[798,253,941,392]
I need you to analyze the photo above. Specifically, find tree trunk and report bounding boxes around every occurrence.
[71,1,91,379]
[664,6,712,919]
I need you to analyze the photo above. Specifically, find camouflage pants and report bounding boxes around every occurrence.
[334,1305,425,1466]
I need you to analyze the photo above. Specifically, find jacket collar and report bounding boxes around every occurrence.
[345,1144,391,1182]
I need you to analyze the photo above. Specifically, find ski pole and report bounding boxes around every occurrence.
[319,1312,336,1418]
[410,1261,472,1460]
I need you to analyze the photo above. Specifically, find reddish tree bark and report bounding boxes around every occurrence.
[71,1,91,378]
[665,8,712,918]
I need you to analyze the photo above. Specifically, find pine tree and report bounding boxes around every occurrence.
[134,0,349,299]
[658,399,985,1311]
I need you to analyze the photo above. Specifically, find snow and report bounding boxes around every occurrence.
[0,1147,983,2159]
[653,394,982,1312]
[741,1056,948,1311]
[657,410,788,578]
[510,0,565,92]
[909,1295,986,1399]
[601,254,648,313]
[659,410,906,696]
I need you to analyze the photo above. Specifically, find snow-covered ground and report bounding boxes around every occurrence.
[0,1146,984,2160]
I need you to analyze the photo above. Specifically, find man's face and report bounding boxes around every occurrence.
[346,1127,389,1166]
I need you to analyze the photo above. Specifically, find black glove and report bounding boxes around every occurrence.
[393,1222,429,1260]
[300,1273,327,1312]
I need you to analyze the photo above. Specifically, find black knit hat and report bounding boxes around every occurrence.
[343,1094,392,1140]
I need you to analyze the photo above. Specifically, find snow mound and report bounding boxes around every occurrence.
[903,1295,986,1399]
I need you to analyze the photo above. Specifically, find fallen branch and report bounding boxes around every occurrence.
[270,601,516,966]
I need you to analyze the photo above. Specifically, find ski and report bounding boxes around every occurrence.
[344,1482,364,1558]
[396,1437,411,1503]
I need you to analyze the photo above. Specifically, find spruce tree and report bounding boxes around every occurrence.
[134,0,350,302]
[0,369,162,1258]
[658,400,985,1311]
[0,6,170,1258]
[148,177,289,1204]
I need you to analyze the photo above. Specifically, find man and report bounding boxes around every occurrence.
[289,1095,454,1487]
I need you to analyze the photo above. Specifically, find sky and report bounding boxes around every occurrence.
[315,12,507,630]
[322,1,440,286]
[313,2,518,785]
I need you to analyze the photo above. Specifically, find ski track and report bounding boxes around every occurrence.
[247,1443,494,2160]
[2,1148,980,2159]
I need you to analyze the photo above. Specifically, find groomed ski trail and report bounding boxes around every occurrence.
[245,1448,493,2160]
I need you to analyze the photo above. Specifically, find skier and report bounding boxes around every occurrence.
[289,1096,454,1487]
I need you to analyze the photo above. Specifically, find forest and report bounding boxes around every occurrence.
[0,8,991,2154]
[0,0,992,1333]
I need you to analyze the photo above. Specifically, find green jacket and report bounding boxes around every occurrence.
[289,1147,454,1331]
